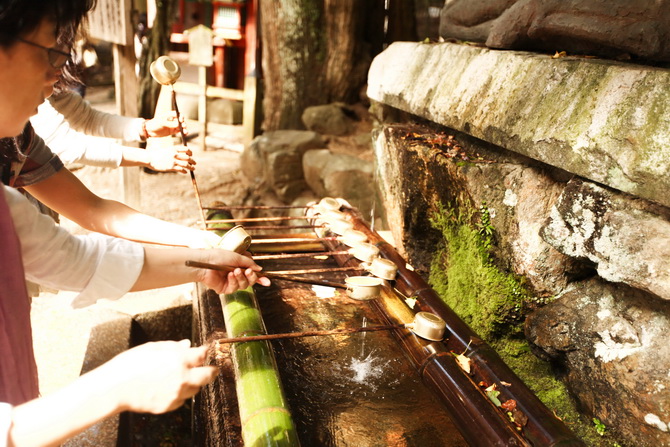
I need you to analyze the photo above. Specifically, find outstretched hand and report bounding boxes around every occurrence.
[146,145,195,173]
[107,340,217,414]
[198,250,271,294]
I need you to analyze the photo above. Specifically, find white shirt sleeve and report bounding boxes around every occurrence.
[4,186,144,308]
[46,92,143,142]
[0,403,10,447]
[30,100,124,168]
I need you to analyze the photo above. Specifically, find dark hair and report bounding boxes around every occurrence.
[0,0,96,46]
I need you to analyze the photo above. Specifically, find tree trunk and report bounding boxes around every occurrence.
[260,0,386,131]
[138,0,175,118]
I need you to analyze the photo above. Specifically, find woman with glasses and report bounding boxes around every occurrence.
[0,1,269,444]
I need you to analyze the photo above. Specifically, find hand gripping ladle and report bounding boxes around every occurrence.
[150,55,207,229]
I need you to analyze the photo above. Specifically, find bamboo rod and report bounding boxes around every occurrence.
[185,260,360,277]
[171,86,207,230]
[215,324,405,344]
[226,225,323,231]
[263,274,345,289]
[251,251,349,260]
[264,266,361,275]
[204,205,313,211]
[251,237,338,244]
[205,216,309,223]
[252,233,320,239]
[250,242,327,253]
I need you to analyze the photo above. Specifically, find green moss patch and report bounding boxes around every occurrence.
[427,202,620,446]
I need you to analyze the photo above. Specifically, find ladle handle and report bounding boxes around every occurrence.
[215,324,407,344]
[185,260,347,288]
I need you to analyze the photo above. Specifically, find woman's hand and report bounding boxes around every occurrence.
[144,111,186,138]
[146,145,195,173]
[106,340,217,414]
[198,250,271,294]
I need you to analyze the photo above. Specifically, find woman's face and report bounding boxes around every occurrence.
[0,18,62,138]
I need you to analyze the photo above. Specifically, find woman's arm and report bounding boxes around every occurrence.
[6,185,269,308]
[31,101,195,172]
[9,340,217,447]
[133,245,269,295]
[23,168,219,248]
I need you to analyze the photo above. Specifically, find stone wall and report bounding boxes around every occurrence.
[368,41,670,447]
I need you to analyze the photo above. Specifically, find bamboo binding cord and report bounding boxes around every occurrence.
[150,56,207,229]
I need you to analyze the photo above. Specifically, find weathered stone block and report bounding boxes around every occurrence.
[542,178,670,301]
[526,278,670,446]
[440,0,670,62]
[373,125,581,294]
[208,98,243,125]
[302,149,375,218]
[368,41,670,209]
[302,103,355,136]
[240,130,325,199]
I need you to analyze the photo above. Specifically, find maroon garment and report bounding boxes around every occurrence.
[0,189,39,405]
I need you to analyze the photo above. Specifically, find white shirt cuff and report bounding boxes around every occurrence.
[71,238,144,308]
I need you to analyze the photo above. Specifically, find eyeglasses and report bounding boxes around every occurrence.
[16,37,72,69]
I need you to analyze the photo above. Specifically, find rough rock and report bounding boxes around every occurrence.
[240,130,325,202]
[526,278,670,446]
[302,149,375,218]
[367,41,670,209]
[373,124,581,294]
[302,103,355,136]
[440,0,670,62]
[208,98,243,125]
[542,179,670,301]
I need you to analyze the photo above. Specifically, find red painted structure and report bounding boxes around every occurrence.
[170,0,255,90]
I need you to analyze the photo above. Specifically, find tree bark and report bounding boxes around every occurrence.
[260,0,387,131]
[138,0,175,118]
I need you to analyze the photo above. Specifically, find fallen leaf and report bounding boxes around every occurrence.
[500,381,512,387]
[453,353,471,374]
[501,399,517,411]
[552,51,567,58]
[486,386,502,407]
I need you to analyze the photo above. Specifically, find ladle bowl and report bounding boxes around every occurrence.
[345,276,383,300]
[327,218,354,235]
[367,257,398,280]
[150,55,182,85]
[320,209,346,223]
[349,242,380,263]
[317,197,341,212]
[340,229,368,247]
[217,225,252,254]
[407,312,446,341]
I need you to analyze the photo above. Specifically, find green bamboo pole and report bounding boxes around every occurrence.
[221,288,300,447]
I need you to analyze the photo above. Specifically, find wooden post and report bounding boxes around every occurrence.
[88,0,141,208]
[243,0,261,147]
[188,25,214,152]
[113,44,141,209]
